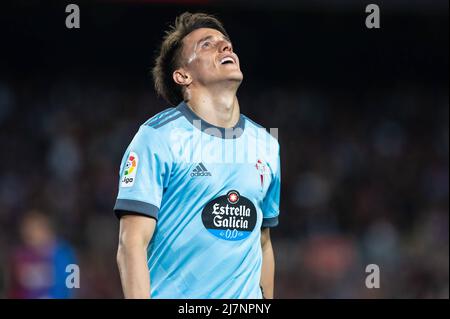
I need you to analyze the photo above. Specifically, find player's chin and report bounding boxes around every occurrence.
[221,76,243,86]
[224,70,244,82]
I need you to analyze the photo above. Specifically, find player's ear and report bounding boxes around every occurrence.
[173,69,192,86]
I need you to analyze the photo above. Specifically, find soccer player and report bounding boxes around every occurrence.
[114,12,280,299]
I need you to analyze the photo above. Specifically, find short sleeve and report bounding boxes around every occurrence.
[113,125,172,220]
[261,145,281,228]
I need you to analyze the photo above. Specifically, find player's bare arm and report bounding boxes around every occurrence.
[260,227,275,299]
[117,215,155,298]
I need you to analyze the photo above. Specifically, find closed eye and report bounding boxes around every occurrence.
[201,41,211,48]
[197,35,231,51]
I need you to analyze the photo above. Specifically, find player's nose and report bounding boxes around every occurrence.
[218,39,232,53]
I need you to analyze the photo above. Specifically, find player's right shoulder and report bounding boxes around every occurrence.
[132,107,182,151]
[142,107,182,129]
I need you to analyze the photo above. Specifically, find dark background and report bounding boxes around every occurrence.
[0,0,448,298]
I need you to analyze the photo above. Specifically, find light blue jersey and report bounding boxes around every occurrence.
[114,101,280,299]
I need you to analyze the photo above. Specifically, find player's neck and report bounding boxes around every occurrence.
[186,88,240,129]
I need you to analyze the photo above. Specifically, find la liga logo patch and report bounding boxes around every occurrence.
[121,151,138,187]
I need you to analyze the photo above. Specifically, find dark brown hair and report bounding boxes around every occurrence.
[152,12,229,105]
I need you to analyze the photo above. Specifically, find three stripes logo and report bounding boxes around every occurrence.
[190,163,211,177]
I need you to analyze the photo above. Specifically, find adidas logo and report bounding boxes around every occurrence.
[190,163,212,177]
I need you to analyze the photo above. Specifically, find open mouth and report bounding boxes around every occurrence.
[220,57,235,65]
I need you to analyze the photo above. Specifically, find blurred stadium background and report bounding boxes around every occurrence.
[0,0,448,298]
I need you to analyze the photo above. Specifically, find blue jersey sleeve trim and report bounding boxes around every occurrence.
[262,216,279,228]
[114,199,159,220]
[144,108,176,126]
[151,112,183,129]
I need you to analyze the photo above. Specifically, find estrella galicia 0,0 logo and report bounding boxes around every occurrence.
[201,190,257,241]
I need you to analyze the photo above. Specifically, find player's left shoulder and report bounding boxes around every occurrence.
[242,114,280,149]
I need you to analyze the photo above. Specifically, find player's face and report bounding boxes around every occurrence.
[181,28,243,86]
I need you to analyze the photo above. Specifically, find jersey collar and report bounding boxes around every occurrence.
[176,101,245,139]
